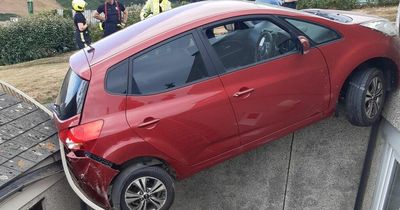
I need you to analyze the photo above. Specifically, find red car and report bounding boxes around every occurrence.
[53,1,400,210]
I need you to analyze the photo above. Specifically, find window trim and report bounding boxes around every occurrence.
[280,16,343,46]
[126,30,219,96]
[197,15,302,75]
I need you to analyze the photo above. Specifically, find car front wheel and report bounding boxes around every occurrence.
[345,67,387,126]
[111,166,175,210]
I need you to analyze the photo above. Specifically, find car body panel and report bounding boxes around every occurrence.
[69,49,91,80]
[125,77,240,166]
[66,149,118,209]
[218,49,330,145]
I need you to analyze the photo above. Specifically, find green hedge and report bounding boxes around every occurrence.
[0,13,75,65]
[297,0,358,10]
[297,0,399,9]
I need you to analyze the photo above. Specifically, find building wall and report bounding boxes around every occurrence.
[360,89,400,210]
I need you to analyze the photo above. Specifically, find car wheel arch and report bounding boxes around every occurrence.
[339,57,399,100]
[116,156,177,179]
[107,156,177,205]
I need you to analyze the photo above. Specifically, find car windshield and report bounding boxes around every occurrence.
[54,68,88,120]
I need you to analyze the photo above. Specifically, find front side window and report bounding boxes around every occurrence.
[131,34,209,95]
[205,19,297,72]
[285,18,340,44]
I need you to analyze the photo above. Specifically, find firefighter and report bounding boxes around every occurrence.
[140,0,172,20]
[93,0,128,37]
[72,0,91,49]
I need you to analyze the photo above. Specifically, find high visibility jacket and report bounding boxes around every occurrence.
[140,0,172,20]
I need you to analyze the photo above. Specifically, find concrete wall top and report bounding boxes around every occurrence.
[383,89,400,131]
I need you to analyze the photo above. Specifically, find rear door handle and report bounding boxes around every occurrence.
[138,118,160,128]
[233,88,255,97]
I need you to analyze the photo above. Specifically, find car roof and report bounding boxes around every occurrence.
[76,1,313,68]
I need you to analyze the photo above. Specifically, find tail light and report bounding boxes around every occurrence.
[59,120,104,150]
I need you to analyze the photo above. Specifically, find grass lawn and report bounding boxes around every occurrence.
[0,53,72,104]
[354,5,398,21]
[0,5,398,104]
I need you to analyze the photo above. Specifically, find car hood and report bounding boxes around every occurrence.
[303,9,386,24]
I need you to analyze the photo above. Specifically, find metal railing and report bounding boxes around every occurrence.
[0,80,52,116]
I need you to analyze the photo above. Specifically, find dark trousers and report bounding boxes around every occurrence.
[103,23,120,37]
[75,31,91,49]
[283,2,297,9]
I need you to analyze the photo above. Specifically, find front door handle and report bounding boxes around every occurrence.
[233,88,255,97]
[138,118,160,128]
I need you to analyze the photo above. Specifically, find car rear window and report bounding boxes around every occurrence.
[55,68,88,120]
[284,18,341,45]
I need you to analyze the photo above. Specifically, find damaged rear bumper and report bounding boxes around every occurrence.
[60,140,119,209]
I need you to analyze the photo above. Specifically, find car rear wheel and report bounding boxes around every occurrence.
[345,67,386,126]
[111,166,175,210]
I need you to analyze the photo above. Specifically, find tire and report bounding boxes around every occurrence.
[111,166,175,210]
[345,67,386,126]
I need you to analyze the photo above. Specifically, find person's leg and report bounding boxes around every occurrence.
[75,32,85,49]
[84,31,92,45]
[103,23,118,37]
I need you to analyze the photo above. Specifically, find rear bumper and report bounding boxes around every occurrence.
[60,140,118,209]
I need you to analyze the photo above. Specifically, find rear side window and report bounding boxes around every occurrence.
[55,69,88,120]
[106,60,128,94]
[131,34,209,95]
[285,18,340,44]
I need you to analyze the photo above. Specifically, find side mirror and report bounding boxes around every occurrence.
[298,36,311,55]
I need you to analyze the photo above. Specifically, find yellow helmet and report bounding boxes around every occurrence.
[72,0,87,12]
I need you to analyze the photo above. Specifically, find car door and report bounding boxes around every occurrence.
[125,32,240,166]
[201,17,330,145]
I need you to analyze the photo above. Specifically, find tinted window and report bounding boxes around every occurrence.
[205,19,297,72]
[106,60,128,94]
[131,34,209,95]
[285,18,340,44]
[55,69,88,120]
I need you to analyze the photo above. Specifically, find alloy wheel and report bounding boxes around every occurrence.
[365,76,384,119]
[124,176,167,210]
